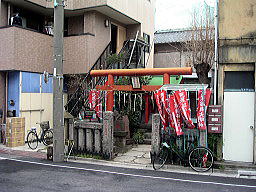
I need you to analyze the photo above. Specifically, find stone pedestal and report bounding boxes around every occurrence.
[68,119,74,140]
[78,128,85,150]
[199,130,207,147]
[94,129,101,153]
[103,112,114,159]
[151,114,161,156]
[86,129,93,152]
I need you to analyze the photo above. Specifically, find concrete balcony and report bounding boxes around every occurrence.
[0,26,53,73]
[0,26,110,74]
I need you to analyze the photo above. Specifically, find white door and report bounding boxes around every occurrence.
[223,92,254,162]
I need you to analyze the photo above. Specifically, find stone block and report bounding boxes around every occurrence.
[151,114,161,155]
[102,112,113,159]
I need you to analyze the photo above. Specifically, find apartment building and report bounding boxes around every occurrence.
[0,0,156,138]
[218,0,256,163]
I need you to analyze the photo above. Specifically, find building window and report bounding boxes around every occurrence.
[224,71,255,92]
[143,33,150,53]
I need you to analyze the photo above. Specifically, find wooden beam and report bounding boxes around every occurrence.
[91,67,192,77]
[96,85,162,92]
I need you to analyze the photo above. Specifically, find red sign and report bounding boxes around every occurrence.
[208,105,222,115]
[207,105,223,133]
[208,115,222,124]
[208,124,222,133]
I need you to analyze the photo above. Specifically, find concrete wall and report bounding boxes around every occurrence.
[218,0,256,104]
[64,12,111,74]
[154,43,188,68]
[0,27,53,73]
[27,0,46,7]
[219,0,256,39]
[22,0,156,68]
[0,20,110,74]
[72,0,107,9]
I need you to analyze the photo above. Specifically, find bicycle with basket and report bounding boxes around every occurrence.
[152,129,214,172]
[26,121,53,150]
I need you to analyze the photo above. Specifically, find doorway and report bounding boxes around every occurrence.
[111,24,117,54]
[223,71,255,162]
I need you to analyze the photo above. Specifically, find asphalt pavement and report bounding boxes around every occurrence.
[0,154,256,192]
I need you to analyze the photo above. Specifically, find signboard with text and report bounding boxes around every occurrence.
[208,105,223,133]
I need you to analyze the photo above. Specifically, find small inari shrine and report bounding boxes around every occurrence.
[88,67,211,147]
[72,67,213,159]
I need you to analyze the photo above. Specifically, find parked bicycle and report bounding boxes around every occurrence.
[152,135,214,172]
[27,121,53,150]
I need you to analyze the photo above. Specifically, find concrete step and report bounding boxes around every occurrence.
[238,170,256,177]
[137,129,148,133]
[214,161,256,177]
[126,139,133,145]
[214,161,256,170]
[144,132,151,139]
[140,124,152,130]
[144,139,151,145]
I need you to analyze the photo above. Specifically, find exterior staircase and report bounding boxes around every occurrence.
[65,37,149,117]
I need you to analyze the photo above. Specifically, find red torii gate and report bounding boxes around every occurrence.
[90,67,192,123]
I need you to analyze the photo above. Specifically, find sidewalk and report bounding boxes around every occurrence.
[0,143,256,179]
[0,143,47,159]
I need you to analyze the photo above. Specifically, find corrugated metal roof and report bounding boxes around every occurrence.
[154,28,212,44]
[154,29,194,44]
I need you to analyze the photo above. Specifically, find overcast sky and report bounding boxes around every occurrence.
[155,0,215,31]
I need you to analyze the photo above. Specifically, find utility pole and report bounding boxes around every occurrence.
[53,0,64,162]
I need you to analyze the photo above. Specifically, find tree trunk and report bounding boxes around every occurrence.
[195,62,211,85]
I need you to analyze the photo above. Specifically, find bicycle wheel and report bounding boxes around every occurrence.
[189,147,214,172]
[27,131,38,150]
[152,147,168,170]
[42,130,53,146]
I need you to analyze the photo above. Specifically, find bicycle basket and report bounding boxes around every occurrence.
[40,121,50,130]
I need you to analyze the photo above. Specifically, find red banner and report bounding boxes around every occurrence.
[174,90,195,129]
[197,89,212,130]
[168,95,184,136]
[154,90,168,130]
[205,88,212,110]
[89,90,102,119]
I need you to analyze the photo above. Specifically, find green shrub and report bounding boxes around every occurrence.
[132,131,145,144]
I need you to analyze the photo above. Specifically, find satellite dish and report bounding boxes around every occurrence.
[43,71,49,84]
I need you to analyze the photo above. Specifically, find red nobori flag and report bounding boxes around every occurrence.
[205,88,212,110]
[174,90,195,129]
[168,95,184,136]
[154,90,168,130]
[89,90,102,119]
[197,89,212,130]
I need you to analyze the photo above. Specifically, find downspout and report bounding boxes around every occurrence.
[254,62,256,164]
[5,72,8,123]
[214,0,219,105]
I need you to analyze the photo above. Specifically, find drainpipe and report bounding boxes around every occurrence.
[254,63,256,164]
[213,0,219,105]
[5,72,8,123]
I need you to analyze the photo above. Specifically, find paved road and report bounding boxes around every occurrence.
[0,155,255,192]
